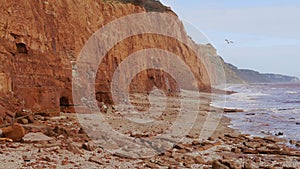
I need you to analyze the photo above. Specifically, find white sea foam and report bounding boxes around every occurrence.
[224,83,300,141]
[285,91,298,94]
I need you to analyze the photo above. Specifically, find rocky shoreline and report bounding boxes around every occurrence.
[0,103,300,168]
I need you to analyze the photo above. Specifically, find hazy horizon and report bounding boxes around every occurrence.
[160,0,300,79]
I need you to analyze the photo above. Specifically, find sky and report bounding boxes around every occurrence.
[160,0,300,78]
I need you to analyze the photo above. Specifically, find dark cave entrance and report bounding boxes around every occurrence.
[60,96,69,107]
[59,96,70,113]
[16,43,28,54]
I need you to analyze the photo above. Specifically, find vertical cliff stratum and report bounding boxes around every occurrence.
[0,0,231,121]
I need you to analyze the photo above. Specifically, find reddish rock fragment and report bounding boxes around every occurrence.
[1,123,25,141]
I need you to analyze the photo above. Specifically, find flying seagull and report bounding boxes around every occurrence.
[225,39,234,44]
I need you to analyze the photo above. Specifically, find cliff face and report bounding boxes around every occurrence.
[193,44,244,85]
[0,0,223,120]
[226,63,299,83]
[0,0,148,117]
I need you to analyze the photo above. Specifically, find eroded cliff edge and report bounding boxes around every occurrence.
[0,0,235,122]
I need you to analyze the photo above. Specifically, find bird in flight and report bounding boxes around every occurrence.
[225,39,234,44]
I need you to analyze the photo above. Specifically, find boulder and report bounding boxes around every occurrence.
[194,156,205,164]
[67,141,83,154]
[22,132,53,143]
[244,162,255,169]
[212,160,229,169]
[1,123,25,141]
[82,141,96,151]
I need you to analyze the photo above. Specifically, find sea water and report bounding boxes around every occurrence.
[213,83,300,141]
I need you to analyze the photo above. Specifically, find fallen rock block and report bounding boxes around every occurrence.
[67,141,83,154]
[89,156,105,165]
[244,141,261,149]
[53,126,70,136]
[194,156,205,164]
[221,159,242,169]
[212,160,230,169]
[82,141,96,151]
[241,147,258,154]
[263,136,286,143]
[16,110,34,123]
[181,155,195,165]
[61,157,69,165]
[22,132,53,143]
[1,123,25,141]
[244,162,255,169]
[173,143,192,153]
[224,133,240,139]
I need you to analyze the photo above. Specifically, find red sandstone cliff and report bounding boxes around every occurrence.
[0,0,228,122]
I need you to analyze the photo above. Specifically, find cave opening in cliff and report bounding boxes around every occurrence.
[60,97,69,107]
[16,43,28,54]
